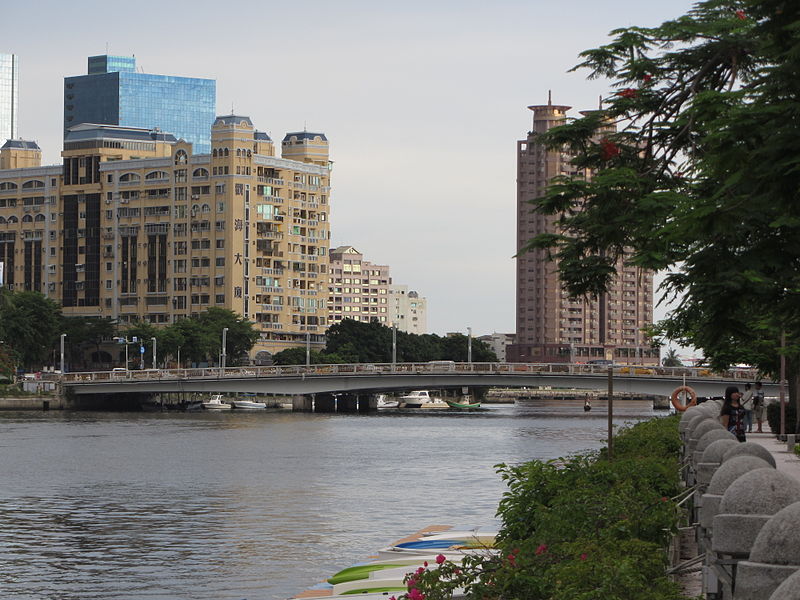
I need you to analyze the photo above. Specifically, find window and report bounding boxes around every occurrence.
[145,170,169,181]
[216,257,225,267]
[193,168,209,178]
[174,150,188,165]
[215,294,225,304]
[216,239,225,249]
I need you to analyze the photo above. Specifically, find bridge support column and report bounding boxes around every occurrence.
[292,395,312,412]
[315,393,336,413]
[359,394,377,413]
[338,394,358,413]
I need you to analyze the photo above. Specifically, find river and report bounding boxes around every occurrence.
[0,400,662,599]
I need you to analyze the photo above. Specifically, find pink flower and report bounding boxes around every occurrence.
[407,576,416,589]
[580,553,588,561]
[435,554,446,564]
[408,589,426,600]
[535,544,548,555]
[416,566,425,575]
[661,496,669,502]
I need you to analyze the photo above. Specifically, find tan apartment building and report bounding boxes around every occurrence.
[388,283,427,334]
[508,97,657,365]
[0,116,332,360]
[328,246,391,324]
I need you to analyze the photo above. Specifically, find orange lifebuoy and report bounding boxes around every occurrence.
[671,386,697,412]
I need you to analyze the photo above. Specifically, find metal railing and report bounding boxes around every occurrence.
[57,362,761,384]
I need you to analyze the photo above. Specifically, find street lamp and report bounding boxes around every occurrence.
[306,331,311,367]
[392,323,397,369]
[113,337,129,371]
[60,333,66,374]
[467,327,472,364]
[151,337,157,370]
[221,327,229,373]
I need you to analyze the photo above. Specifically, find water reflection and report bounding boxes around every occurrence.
[0,401,661,599]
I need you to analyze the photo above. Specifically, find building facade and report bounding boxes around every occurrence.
[0,116,331,359]
[0,53,18,142]
[64,55,215,153]
[328,246,391,324]
[388,283,427,334]
[509,98,657,365]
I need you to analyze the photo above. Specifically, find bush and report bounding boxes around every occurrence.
[407,416,685,600]
[766,400,798,435]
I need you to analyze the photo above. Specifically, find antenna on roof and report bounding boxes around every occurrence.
[231,102,234,114]
[548,90,552,105]
[105,42,109,54]
[304,121,307,132]
[599,95,603,109]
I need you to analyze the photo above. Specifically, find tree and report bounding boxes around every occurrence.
[169,308,259,366]
[661,348,683,368]
[525,0,800,427]
[0,290,62,371]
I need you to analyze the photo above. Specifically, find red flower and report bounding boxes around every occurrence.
[416,566,426,575]
[580,553,588,561]
[643,74,652,82]
[408,589,426,600]
[507,553,517,567]
[662,496,669,502]
[435,554,446,564]
[535,544,548,555]
[454,568,461,575]
[618,88,637,99]
[735,9,746,20]
[423,561,428,567]
[599,139,621,161]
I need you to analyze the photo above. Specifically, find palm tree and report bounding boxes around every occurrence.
[662,348,683,367]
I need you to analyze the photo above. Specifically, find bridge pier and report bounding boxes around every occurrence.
[292,395,313,412]
[359,395,377,413]
[315,393,336,413]
[338,394,358,413]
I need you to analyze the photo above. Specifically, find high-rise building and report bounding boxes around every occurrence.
[328,246,392,324]
[0,53,19,142]
[0,116,331,361]
[509,97,657,365]
[389,284,427,334]
[64,55,215,153]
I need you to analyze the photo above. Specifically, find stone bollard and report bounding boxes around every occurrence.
[696,438,739,490]
[722,441,778,468]
[787,434,797,453]
[712,469,800,598]
[699,456,774,597]
[694,429,737,470]
[769,566,800,600]
[734,501,800,599]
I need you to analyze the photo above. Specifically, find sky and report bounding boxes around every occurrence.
[3,0,697,342]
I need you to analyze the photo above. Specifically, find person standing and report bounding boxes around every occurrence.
[753,381,766,433]
[741,383,755,432]
[720,385,747,442]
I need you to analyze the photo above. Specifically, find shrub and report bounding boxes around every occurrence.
[766,400,797,435]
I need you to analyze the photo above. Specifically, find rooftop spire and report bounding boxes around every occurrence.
[548,90,552,105]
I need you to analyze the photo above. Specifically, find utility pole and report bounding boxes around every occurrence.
[60,334,66,374]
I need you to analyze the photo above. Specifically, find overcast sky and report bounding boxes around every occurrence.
[3,0,696,339]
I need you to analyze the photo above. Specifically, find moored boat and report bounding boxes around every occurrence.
[232,394,267,410]
[445,397,481,409]
[201,394,232,410]
[399,390,448,409]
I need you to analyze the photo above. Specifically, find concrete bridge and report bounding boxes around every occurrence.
[58,362,776,410]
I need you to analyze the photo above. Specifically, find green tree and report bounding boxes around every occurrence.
[0,290,62,371]
[524,0,800,425]
[661,348,683,368]
[170,308,259,366]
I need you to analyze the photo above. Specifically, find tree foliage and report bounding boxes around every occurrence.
[523,0,800,422]
[0,290,62,370]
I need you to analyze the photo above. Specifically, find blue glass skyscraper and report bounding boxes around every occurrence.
[64,55,215,153]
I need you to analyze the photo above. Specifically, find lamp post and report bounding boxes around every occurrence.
[151,337,157,370]
[221,327,229,373]
[177,346,181,369]
[467,327,472,364]
[306,331,311,367]
[113,337,129,371]
[60,333,66,374]
[392,324,397,369]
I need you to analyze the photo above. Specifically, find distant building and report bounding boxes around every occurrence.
[478,332,515,363]
[0,116,332,360]
[328,246,391,324]
[389,284,427,334]
[0,53,19,142]
[64,55,215,153]
[509,96,656,365]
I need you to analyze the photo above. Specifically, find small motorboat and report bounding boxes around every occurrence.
[202,394,232,410]
[399,390,448,409]
[584,399,592,412]
[376,395,400,409]
[445,397,481,409]
[232,395,267,410]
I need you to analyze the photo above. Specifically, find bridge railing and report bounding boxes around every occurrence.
[59,362,763,384]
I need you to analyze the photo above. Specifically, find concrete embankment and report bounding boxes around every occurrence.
[486,387,671,408]
[0,396,65,410]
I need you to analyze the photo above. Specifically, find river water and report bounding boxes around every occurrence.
[0,400,662,600]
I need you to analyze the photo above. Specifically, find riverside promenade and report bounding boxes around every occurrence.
[678,428,800,597]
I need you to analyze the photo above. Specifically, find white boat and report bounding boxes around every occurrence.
[232,396,267,410]
[202,394,232,410]
[376,394,400,409]
[399,390,448,409]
